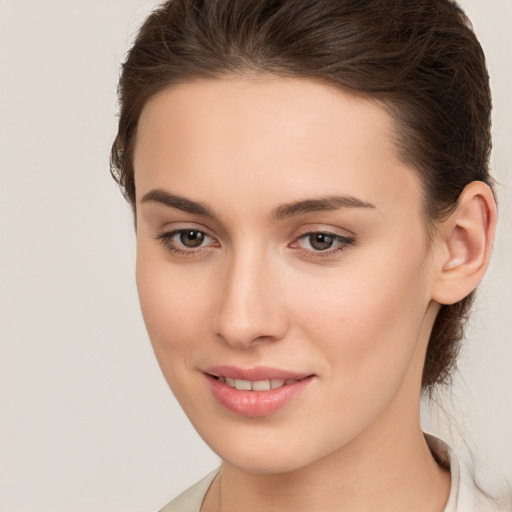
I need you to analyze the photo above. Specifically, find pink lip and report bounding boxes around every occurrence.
[204,366,315,417]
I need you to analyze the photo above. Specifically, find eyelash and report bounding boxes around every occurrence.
[156,229,218,258]
[292,231,355,258]
[156,229,355,259]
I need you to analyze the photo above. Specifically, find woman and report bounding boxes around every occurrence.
[111,1,501,510]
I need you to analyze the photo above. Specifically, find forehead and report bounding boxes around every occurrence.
[134,75,423,219]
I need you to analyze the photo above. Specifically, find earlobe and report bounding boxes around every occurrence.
[431,181,497,305]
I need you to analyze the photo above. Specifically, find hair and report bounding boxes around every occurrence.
[111,0,493,395]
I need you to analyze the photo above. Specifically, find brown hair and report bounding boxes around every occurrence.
[111,0,493,394]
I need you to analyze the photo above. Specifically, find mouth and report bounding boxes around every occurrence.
[203,366,315,417]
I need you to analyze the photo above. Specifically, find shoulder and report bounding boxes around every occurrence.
[159,469,220,512]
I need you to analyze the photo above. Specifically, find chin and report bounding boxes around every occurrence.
[220,445,314,475]
[194,418,337,475]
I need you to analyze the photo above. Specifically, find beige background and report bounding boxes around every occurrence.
[0,1,510,510]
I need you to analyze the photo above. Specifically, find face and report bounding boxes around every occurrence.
[134,76,439,473]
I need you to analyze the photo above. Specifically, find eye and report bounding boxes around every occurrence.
[156,228,218,256]
[292,231,355,257]
[178,229,207,248]
[304,233,337,251]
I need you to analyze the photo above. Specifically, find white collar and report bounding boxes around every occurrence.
[424,433,484,511]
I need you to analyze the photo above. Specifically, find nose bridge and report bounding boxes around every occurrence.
[214,243,286,348]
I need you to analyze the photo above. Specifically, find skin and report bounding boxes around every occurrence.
[133,75,495,511]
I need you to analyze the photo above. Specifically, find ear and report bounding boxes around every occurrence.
[431,181,497,305]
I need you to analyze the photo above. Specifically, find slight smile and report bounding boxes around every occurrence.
[204,366,316,417]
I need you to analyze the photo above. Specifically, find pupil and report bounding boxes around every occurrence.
[180,230,204,248]
[310,233,334,251]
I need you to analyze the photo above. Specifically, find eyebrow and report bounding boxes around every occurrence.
[141,189,215,218]
[141,188,376,220]
[271,195,376,220]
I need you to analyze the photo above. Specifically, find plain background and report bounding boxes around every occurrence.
[0,1,510,511]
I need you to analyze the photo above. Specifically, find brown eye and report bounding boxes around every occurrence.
[179,230,205,248]
[308,233,335,251]
[293,231,355,257]
[156,228,217,256]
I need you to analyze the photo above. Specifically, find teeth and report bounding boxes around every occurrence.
[252,380,271,391]
[235,379,252,391]
[270,379,285,389]
[220,377,291,391]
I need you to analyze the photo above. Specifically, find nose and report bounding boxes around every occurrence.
[213,249,289,349]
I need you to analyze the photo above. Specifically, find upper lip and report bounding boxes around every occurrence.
[204,365,313,381]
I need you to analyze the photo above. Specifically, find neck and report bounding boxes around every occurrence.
[205,408,450,512]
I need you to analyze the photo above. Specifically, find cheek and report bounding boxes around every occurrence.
[289,244,431,390]
[135,250,212,365]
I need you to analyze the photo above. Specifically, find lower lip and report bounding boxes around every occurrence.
[205,374,314,417]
